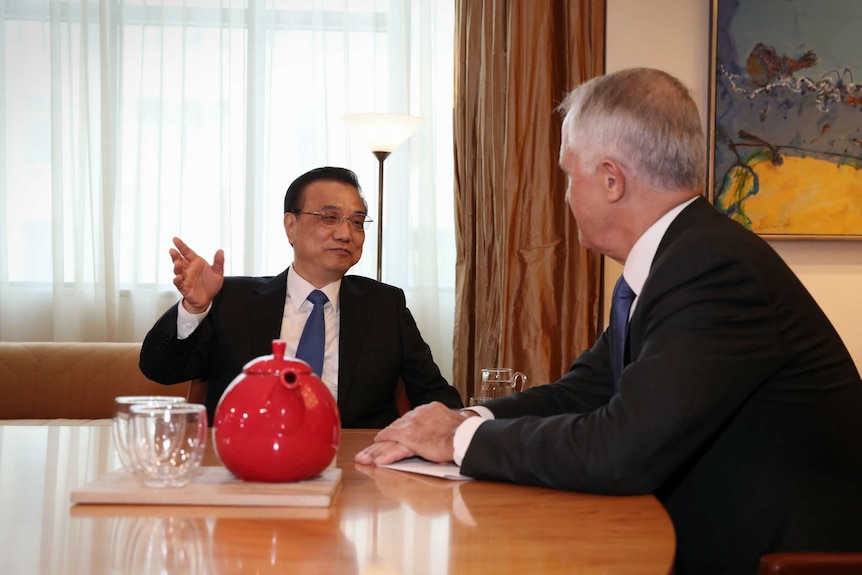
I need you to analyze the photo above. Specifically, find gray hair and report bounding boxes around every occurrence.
[559,68,705,191]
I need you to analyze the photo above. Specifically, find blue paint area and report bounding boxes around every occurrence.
[712,0,862,214]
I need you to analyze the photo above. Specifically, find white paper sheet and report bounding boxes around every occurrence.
[379,457,473,481]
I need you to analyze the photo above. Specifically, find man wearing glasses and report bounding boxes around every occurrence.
[140,166,463,427]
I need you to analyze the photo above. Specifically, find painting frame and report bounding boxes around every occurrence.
[707,0,862,240]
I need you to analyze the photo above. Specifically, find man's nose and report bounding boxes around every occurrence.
[332,219,353,239]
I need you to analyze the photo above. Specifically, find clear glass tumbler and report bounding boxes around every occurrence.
[112,395,187,473]
[129,402,208,488]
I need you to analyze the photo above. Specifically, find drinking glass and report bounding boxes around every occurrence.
[112,395,187,472]
[129,403,208,488]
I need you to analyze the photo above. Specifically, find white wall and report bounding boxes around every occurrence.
[604,0,862,370]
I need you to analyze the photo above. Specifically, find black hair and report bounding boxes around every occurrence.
[283,166,365,214]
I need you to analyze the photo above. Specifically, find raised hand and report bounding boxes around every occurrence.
[170,237,225,313]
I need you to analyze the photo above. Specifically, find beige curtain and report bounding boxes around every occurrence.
[453,0,605,401]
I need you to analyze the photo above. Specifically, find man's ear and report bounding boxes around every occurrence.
[284,212,297,246]
[602,160,625,203]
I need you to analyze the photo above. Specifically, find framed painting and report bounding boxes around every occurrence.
[708,0,862,239]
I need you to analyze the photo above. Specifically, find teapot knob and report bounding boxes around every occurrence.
[272,340,286,359]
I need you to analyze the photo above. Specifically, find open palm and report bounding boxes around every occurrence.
[170,236,225,313]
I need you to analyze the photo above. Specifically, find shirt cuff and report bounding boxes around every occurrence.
[452,406,494,466]
[176,301,212,340]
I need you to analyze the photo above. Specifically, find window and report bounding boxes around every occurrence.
[1,0,456,379]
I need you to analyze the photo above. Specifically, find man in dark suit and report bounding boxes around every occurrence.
[355,68,862,574]
[140,166,462,428]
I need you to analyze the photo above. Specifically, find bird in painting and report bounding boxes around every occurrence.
[746,42,818,86]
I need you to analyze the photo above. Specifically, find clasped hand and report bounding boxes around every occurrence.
[170,237,225,313]
[354,402,473,466]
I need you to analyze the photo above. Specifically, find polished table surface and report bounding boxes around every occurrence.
[0,422,675,574]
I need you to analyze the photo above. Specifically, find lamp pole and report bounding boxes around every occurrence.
[373,150,391,283]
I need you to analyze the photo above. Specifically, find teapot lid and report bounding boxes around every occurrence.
[242,340,313,375]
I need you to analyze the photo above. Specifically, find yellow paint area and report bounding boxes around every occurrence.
[734,156,862,235]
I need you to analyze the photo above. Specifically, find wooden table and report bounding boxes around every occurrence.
[0,423,675,574]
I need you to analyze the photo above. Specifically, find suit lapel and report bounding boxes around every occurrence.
[627,197,715,364]
[246,269,289,356]
[337,277,372,404]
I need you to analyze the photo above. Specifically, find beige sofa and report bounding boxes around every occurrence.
[0,342,190,421]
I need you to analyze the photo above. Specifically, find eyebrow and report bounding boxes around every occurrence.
[319,204,367,216]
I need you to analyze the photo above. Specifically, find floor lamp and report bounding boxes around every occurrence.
[342,113,423,282]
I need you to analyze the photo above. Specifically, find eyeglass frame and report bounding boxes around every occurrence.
[291,209,374,232]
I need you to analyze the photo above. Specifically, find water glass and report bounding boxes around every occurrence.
[112,395,187,472]
[129,403,208,488]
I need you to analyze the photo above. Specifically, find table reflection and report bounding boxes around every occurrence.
[108,515,211,573]
[353,462,673,574]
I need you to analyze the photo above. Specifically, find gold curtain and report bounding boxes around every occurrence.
[453,0,605,401]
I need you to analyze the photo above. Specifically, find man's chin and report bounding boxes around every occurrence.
[325,259,359,276]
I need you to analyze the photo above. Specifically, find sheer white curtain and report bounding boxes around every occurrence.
[0,0,457,380]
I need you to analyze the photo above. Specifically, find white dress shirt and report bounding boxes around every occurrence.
[282,268,341,399]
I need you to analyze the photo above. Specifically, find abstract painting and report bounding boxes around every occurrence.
[708,0,862,238]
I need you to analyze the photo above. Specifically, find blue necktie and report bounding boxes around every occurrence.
[611,275,636,389]
[295,290,328,376]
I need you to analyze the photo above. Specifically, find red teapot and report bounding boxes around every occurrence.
[213,340,340,482]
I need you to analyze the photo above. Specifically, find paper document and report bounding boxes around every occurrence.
[380,457,473,481]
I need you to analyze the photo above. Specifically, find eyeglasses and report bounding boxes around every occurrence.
[292,209,373,232]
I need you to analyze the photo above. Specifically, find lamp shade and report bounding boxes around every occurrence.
[342,113,423,153]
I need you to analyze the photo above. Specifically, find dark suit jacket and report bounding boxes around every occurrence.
[139,271,463,428]
[461,197,862,575]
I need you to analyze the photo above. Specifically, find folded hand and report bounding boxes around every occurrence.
[355,402,468,466]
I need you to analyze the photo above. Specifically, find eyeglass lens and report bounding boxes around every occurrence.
[317,209,369,231]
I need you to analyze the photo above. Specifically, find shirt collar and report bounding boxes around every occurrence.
[623,196,698,295]
[287,266,342,313]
